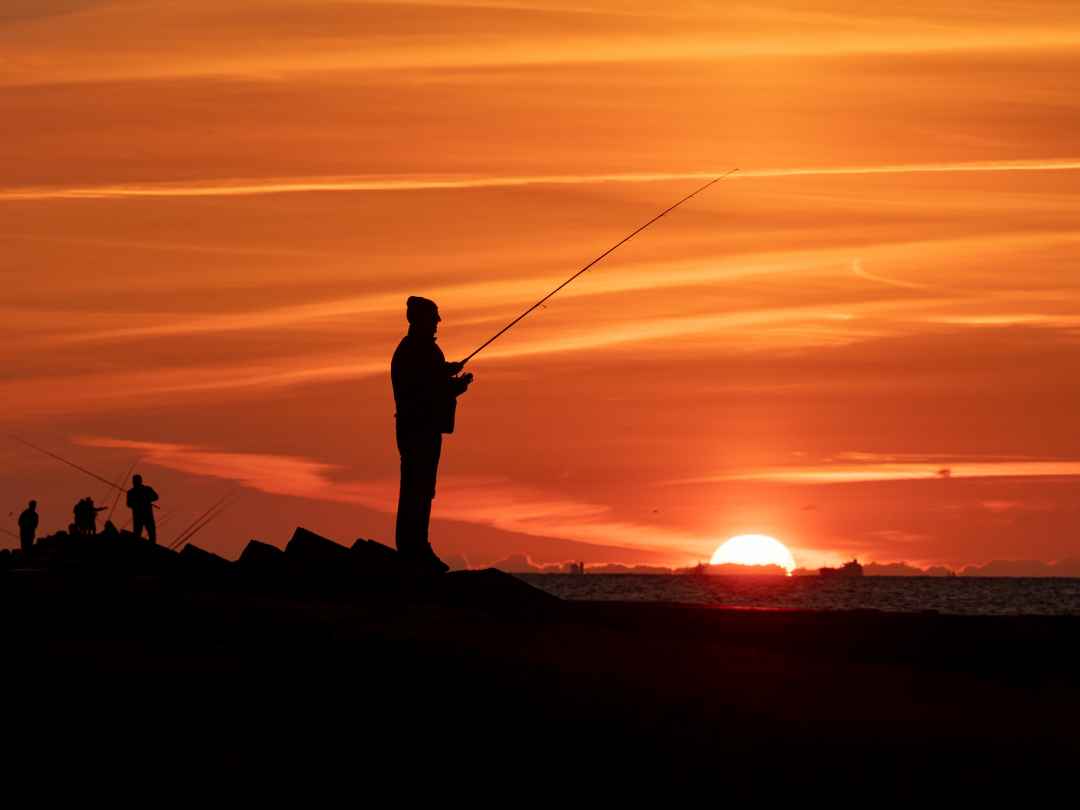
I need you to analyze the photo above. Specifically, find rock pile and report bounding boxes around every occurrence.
[0,524,558,614]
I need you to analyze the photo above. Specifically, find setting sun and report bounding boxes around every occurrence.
[711,535,797,574]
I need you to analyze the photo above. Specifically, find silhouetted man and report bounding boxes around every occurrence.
[127,474,159,543]
[391,296,473,573]
[18,500,38,554]
[73,498,90,536]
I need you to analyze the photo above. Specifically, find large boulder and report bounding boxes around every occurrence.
[25,528,177,575]
[116,533,180,574]
[350,537,404,577]
[285,527,353,567]
[436,568,561,616]
[285,528,412,595]
[238,539,285,571]
[179,543,234,580]
[30,530,76,559]
[235,539,290,592]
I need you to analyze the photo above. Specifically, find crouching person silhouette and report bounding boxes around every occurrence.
[391,296,473,573]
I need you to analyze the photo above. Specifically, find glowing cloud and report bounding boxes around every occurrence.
[2,158,1080,202]
[74,437,706,555]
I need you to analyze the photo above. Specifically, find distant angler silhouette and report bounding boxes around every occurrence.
[391,297,473,574]
[127,474,159,544]
[73,496,107,536]
[17,500,38,553]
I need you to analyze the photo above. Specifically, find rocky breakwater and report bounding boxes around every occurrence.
[0,524,558,616]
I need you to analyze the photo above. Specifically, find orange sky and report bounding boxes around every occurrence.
[3,1,1080,570]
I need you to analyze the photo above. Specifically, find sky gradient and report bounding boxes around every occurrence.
[4,1,1080,570]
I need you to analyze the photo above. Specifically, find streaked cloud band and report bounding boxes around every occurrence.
[668,461,1080,486]
[3,158,1080,202]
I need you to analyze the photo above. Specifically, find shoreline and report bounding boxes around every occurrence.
[519,572,1080,615]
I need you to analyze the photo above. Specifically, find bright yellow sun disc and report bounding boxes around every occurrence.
[711,534,796,574]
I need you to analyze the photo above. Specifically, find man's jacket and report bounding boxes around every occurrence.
[392,334,466,434]
[126,485,159,517]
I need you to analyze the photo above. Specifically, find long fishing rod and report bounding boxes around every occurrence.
[169,501,229,550]
[170,500,232,551]
[107,458,140,524]
[11,436,159,509]
[168,493,232,550]
[461,169,738,365]
[12,435,124,492]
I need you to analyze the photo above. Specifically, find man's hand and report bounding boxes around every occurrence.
[446,360,466,375]
[451,372,474,396]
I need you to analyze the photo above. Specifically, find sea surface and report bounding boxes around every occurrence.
[518,574,1080,616]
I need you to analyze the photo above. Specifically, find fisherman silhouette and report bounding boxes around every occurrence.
[73,498,90,536]
[18,500,38,553]
[391,296,473,573]
[84,497,106,535]
[126,474,159,544]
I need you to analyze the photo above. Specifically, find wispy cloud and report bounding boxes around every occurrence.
[667,459,1080,486]
[6,1,1080,87]
[3,158,1080,202]
[75,436,705,554]
[8,225,1078,415]
[0,231,331,259]
[0,0,103,26]
[851,258,933,291]
[47,244,930,346]
[0,299,915,414]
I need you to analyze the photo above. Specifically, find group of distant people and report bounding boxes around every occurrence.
[71,497,107,536]
[14,474,160,554]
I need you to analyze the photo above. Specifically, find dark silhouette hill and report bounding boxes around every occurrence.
[2,522,1078,792]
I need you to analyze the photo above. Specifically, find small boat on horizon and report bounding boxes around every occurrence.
[819,559,864,577]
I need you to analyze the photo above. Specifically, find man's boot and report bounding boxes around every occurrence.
[419,544,450,575]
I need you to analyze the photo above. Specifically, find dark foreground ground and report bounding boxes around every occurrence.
[3,530,1078,793]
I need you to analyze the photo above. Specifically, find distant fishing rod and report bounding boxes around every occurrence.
[461,169,738,365]
[168,493,234,551]
[171,501,231,550]
[107,457,140,524]
[11,435,159,509]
